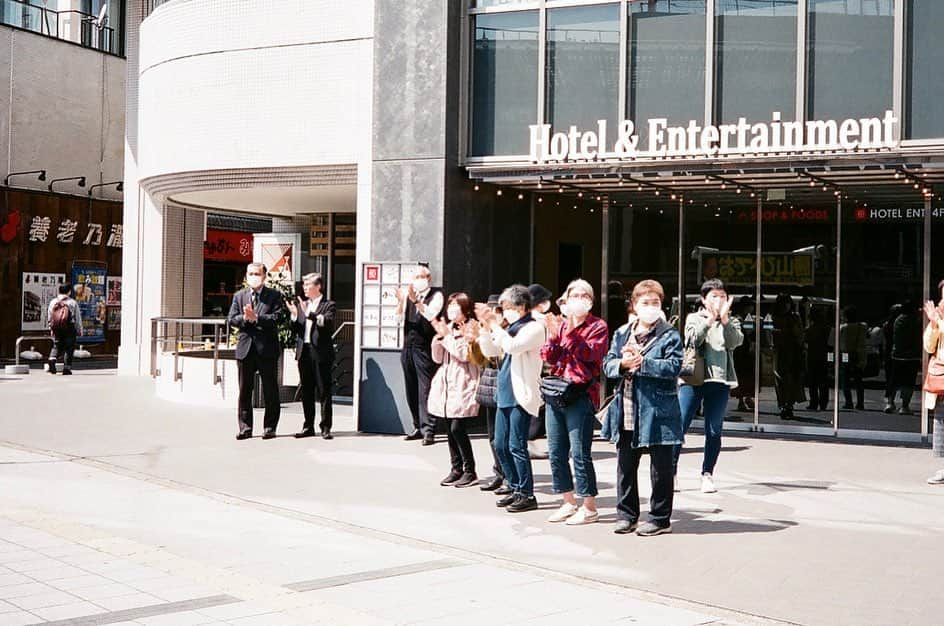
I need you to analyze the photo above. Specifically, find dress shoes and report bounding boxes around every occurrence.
[262,430,277,440]
[494,484,513,496]
[321,431,334,440]
[294,429,316,439]
[496,493,517,508]
[404,430,423,441]
[422,434,435,446]
[235,431,252,440]
[479,476,503,492]
[506,495,538,513]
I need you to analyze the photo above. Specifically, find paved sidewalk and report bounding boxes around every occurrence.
[2,370,943,624]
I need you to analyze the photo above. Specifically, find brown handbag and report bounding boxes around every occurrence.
[924,358,944,395]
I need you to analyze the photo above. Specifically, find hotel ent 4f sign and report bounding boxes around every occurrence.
[528,111,899,163]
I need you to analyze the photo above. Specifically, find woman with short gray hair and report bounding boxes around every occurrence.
[476,285,546,513]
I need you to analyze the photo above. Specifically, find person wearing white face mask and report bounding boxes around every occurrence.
[228,262,286,440]
[428,293,481,488]
[601,280,683,536]
[475,285,545,513]
[674,279,743,494]
[540,279,609,525]
[397,266,445,445]
[527,283,553,460]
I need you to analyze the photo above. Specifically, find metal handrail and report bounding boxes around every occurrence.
[0,0,119,55]
[150,317,357,387]
[150,317,231,385]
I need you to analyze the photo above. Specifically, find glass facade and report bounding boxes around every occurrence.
[468,2,944,440]
[806,0,894,122]
[715,0,796,124]
[469,0,944,152]
[470,11,539,156]
[629,1,705,145]
[545,4,620,133]
[906,0,944,139]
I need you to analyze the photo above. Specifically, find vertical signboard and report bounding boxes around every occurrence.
[70,262,107,343]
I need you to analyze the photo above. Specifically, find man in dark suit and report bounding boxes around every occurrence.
[396,265,443,446]
[228,262,286,440]
[286,273,336,440]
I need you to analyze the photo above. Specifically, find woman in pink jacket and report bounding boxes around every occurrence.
[429,293,481,488]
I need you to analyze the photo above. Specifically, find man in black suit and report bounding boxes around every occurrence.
[396,265,443,446]
[286,273,336,440]
[228,262,286,440]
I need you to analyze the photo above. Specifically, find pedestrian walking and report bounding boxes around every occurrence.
[891,301,922,415]
[771,294,806,419]
[674,279,743,494]
[839,306,868,411]
[429,293,481,488]
[476,285,545,513]
[923,286,944,485]
[397,266,444,445]
[285,273,336,440]
[540,279,608,525]
[228,262,285,440]
[602,280,683,536]
[47,284,83,375]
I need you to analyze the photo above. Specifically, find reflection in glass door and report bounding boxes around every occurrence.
[758,199,838,433]
[838,201,925,436]
[683,200,759,429]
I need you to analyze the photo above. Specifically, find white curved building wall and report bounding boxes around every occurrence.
[136,0,372,179]
[120,0,374,376]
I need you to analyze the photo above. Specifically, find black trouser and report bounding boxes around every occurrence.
[484,407,504,479]
[298,345,333,433]
[400,342,438,436]
[446,418,476,473]
[840,363,864,408]
[616,434,674,527]
[528,405,546,440]
[237,350,280,434]
[807,359,830,409]
[49,331,76,370]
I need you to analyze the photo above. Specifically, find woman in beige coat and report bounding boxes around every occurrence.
[429,293,481,488]
[923,283,944,484]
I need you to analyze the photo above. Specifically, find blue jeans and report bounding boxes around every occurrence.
[495,405,534,496]
[546,394,598,497]
[674,382,730,475]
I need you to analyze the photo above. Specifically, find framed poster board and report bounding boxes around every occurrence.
[361,262,425,351]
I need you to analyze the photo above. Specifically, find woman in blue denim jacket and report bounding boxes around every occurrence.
[601,280,683,537]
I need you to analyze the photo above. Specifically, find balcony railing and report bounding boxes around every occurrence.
[0,0,119,55]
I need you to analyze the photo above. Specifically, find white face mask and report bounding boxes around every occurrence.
[558,301,570,317]
[247,275,263,289]
[636,304,662,324]
[539,301,552,314]
[412,278,430,293]
[503,309,522,324]
[446,306,462,322]
[568,298,592,315]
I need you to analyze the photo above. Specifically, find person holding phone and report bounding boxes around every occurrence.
[674,279,743,494]
[286,273,337,440]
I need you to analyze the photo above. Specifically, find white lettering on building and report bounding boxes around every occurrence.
[528,111,898,163]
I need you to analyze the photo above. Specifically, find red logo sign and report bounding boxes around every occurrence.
[204,229,253,262]
[365,265,380,282]
[1,209,20,243]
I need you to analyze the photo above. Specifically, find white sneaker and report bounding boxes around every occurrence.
[565,506,599,526]
[927,470,944,485]
[701,472,717,494]
[546,502,578,523]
